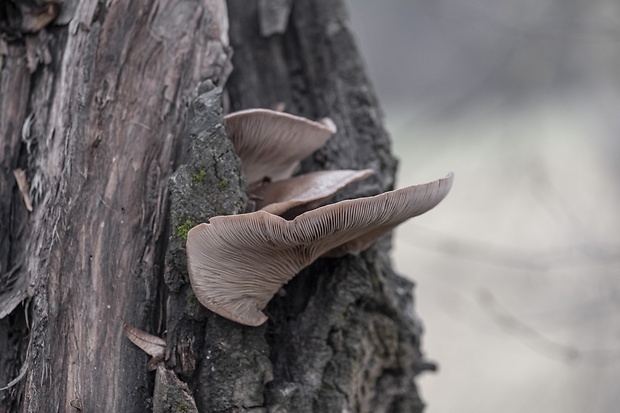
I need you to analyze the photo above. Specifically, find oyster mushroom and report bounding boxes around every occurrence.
[250,169,374,218]
[224,109,336,185]
[186,173,453,326]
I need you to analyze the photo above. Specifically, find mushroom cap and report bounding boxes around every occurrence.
[224,109,336,185]
[250,169,374,218]
[187,173,453,326]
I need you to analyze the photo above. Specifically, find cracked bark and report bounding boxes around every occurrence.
[1,0,432,412]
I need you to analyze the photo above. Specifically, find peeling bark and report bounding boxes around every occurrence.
[1,0,432,412]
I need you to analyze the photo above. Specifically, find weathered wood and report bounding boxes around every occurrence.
[0,40,31,320]
[1,0,231,411]
[0,32,36,413]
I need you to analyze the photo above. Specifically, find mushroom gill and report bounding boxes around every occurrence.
[186,173,453,326]
[250,169,374,218]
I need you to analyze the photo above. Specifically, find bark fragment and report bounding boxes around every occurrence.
[153,366,199,413]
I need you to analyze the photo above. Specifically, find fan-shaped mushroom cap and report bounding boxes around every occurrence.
[186,173,453,326]
[250,169,374,218]
[224,109,336,185]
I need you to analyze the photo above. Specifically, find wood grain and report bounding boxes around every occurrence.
[1,0,231,411]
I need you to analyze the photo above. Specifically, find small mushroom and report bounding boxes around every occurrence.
[249,169,374,218]
[224,109,336,185]
[123,324,166,371]
[186,172,453,326]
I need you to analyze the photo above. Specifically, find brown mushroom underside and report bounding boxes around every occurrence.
[187,173,453,326]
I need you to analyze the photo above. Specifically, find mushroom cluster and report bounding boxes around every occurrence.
[186,109,453,326]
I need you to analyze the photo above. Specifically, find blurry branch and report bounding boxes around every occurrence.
[529,167,602,255]
[478,289,620,364]
[398,225,620,271]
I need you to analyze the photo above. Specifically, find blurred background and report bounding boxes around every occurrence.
[346,1,620,412]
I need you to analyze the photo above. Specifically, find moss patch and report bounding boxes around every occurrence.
[192,169,206,184]
[186,291,198,308]
[177,218,195,240]
[177,403,191,412]
[218,180,229,190]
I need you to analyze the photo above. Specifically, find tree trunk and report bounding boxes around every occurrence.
[0,1,432,412]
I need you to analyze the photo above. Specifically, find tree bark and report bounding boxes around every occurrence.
[1,1,432,412]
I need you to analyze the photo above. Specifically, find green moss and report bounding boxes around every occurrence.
[343,305,352,320]
[192,169,206,183]
[177,403,190,412]
[177,218,194,240]
[186,291,198,308]
[218,180,229,190]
